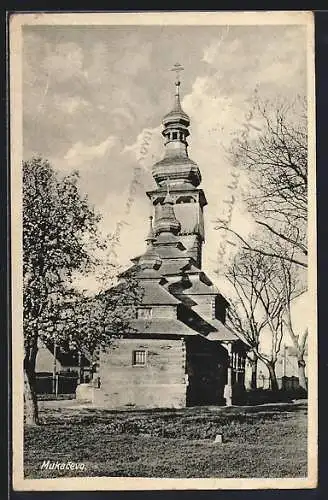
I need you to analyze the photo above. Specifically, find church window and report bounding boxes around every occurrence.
[172,132,178,140]
[176,195,196,204]
[132,350,147,366]
[137,307,152,319]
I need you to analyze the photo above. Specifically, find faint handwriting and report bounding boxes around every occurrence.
[108,130,153,260]
[213,97,260,274]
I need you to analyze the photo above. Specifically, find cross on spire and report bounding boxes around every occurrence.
[170,63,184,98]
[170,62,184,84]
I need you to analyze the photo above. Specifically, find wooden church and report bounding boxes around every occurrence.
[79,65,247,409]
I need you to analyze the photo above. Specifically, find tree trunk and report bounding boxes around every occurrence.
[297,358,307,392]
[244,352,258,390]
[250,356,258,390]
[24,352,39,426]
[266,362,279,392]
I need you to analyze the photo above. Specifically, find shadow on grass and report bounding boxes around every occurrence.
[36,400,307,440]
[24,400,308,478]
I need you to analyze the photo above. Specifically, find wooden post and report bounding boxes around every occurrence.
[283,344,287,390]
[78,351,82,385]
[55,373,59,398]
[52,340,57,394]
[224,342,233,406]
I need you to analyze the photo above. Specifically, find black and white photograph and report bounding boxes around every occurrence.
[10,11,317,490]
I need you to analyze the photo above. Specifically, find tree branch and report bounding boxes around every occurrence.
[214,226,308,268]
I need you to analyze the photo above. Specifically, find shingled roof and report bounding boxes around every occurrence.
[174,276,219,295]
[129,317,239,342]
[177,305,240,342]
[139,280,180,305]
[155,245,187,259]
[129,318,199,336]
[119,264,164,280]
[205,319,240,342]
[159,258,199,276]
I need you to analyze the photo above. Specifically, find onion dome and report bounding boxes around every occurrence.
[139,217,162,270]
[163,79,190,128]
[154,184,181,236]
[152,63,201,189]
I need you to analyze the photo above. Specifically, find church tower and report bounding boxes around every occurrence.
[147,63,207,268]
[83,64,247,411]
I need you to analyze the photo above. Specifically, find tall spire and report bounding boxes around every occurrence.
[145,216,156,245]
[171,62,184,112]
[151,63,201,189]
[164,62,190,125]
[139,216,162,270]
[148,65,207,269]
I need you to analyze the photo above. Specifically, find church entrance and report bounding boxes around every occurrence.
[186,339,228,406]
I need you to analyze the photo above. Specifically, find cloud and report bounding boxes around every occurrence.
[203,35,240,65]
[63,136,117,167]
[111,107,136,125]
[53,95,91,114]
[42,42,85,83]
[98,179,151,267]
[22,24,308,287]
[202,26,306,98]
[123,125,162,168]
[113,41,152,76]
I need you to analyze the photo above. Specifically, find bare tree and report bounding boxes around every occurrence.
[225,248,287,391]
[216,95,307,269]
[283,322,308,391]
[225,260,268,390]
[278,252,308,391]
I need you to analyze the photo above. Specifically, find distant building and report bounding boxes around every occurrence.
[36,339,91,375]
[35,340,92,394]
[80,67,247,409]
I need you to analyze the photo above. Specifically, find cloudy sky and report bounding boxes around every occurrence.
[22,18,309,333]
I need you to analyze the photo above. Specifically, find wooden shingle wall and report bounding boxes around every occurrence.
[94,337,187,409]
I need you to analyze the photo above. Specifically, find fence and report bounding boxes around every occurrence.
[35,372,80,395]
[256,375,306,391]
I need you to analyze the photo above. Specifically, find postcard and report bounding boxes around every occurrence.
[10,10,317,491]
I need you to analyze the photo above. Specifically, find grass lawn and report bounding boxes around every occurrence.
[24,400,307,479]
